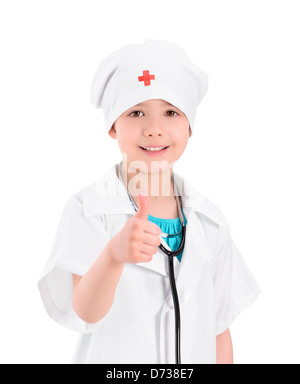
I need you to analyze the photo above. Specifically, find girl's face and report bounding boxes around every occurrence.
[109,99,191,171]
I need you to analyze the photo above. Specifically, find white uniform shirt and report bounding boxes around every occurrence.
[38,162,261,364]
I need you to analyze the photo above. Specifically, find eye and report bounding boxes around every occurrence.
[129,110,144,117]
[166,110,178,117]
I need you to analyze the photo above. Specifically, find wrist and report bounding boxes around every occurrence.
[106,236,123,266]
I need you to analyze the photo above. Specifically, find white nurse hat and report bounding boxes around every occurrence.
[90,39,208,136]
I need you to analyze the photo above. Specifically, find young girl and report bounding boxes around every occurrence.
[38,39,261,364]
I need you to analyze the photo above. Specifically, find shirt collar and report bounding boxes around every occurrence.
[81,161,227,228]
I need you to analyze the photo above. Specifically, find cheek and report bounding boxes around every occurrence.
[172,120,190,140]
[117,130,139,153]
[176,138,189,152]
[172,132,189,156]
[173,128,189,146]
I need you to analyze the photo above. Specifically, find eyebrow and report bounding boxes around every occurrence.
[135,101,174,107]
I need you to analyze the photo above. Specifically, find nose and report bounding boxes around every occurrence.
[142,116,165,137]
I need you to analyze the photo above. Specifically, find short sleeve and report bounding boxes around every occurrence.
[214,224,261,335]
[37,191,111,333]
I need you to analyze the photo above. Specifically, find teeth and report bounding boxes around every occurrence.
[142,146,167,151]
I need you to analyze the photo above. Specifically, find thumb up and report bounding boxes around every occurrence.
[109,192,162,265]
[134,194,150,220]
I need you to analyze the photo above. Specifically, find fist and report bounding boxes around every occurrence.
[109,194,162,264]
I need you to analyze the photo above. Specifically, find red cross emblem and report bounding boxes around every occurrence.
[138,70,155,86]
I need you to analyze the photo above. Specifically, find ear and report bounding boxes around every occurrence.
[189,126,192,138]
[108,124,117,139]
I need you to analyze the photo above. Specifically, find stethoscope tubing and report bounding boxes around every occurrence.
[116,164,185,364]
[166,253,181,364]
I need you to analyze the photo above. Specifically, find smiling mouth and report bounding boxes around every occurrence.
[138,146,170,157]
[139,146,169,152]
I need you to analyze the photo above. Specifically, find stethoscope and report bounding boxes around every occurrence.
[116,163,186,364]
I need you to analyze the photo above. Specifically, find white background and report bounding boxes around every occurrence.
[0,0,299,364]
